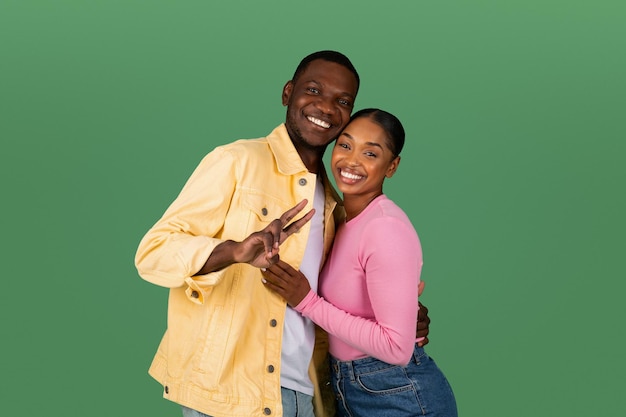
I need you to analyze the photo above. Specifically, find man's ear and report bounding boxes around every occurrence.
[282,81,293,106]
[386,156,401,178]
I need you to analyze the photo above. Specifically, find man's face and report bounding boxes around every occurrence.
[282,59,358,151]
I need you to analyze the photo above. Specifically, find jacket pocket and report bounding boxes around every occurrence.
[164,290,224,387]
[189,303,227,389]
[241,191,291,225]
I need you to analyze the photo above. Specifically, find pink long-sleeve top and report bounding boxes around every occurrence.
[294,195,423,366]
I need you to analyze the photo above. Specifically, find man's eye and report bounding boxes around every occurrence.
[338,99,352,107]
[308,87,320,94]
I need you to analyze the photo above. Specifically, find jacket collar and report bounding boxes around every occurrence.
[267,124,310,175]
[267,123,343,210]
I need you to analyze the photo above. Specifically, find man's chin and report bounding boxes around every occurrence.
[295,131,330,147]
[308,127,341,145]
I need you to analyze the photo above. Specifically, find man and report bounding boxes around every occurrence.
[135,51,429,417]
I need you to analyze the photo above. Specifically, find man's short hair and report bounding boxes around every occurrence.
[291,50,360,93]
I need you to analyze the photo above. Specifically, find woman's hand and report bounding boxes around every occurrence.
[261,260,312,307]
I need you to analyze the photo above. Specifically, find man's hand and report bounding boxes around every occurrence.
[196,200,314,275]
[234,199,315,268]
[417,301,430,347]
[416,280,430,347]
[261,260,311,307]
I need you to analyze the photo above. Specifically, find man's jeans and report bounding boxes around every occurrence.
[281,386,315,417]
[181,386,314,417]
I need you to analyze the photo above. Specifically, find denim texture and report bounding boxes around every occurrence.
[281,386,315,417]
[330,346,457,417]
[181,406,211,417]
[181,387,315,417]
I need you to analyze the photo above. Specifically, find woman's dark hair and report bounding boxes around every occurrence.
[291,50,360,93]
[350,108,405,156]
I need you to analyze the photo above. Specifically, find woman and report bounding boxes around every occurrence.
[263,109,457,416]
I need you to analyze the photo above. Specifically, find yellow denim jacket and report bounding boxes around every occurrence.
[135,124,342,417]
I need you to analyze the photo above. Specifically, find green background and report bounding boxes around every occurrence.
[2,0,624,415]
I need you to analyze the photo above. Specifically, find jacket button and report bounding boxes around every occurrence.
[191,290,199,298]
[267,364,275,373]
[261,207,268,216]
[298,178,307,186]
[269,319,277,327]
[264,407,272,415]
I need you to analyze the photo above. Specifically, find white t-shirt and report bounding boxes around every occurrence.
[279,176,325,395]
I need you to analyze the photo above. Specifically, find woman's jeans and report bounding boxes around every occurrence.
[330,345,458,417]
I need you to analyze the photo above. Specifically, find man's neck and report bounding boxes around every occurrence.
[293,144,326,174]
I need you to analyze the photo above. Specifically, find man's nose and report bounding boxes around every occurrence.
[315,96,335,115]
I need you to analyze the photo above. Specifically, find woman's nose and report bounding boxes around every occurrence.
[346,153,359,166]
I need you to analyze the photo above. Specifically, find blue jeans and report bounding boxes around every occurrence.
[181,387,314,417]
[281,386,315,417]
[330,346,458,417]
[181,406,211,417]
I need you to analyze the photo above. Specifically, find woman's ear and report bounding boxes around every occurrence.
[385,156,401,178]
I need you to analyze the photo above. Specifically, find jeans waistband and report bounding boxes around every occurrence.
[330,345,425,381]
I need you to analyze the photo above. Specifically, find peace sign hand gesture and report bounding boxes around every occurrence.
[234,199,315,268]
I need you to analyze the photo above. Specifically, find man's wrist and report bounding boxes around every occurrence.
[197,240,239,275]
[226,240,244,264]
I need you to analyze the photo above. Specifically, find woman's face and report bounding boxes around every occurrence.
[331,117,400,197]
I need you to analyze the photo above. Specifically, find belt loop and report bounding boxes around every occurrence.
[347,361,356,382]
[412,343,421,365]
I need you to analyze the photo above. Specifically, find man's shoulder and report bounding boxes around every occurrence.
[208,135,271,158]
[222,136,269,149]
[213,124,285,154]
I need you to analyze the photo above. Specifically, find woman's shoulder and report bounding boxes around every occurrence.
[369,195,412,224]
[359,197,421,257]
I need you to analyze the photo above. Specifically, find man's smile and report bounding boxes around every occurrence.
[306,115,331,129]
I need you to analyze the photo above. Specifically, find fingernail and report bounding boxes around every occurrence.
[260,268,266,272]
[261,278,267,284]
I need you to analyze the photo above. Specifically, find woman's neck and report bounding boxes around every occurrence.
[343,191,383,222]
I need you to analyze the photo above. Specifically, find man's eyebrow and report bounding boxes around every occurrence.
[304,80,355,100]
[338,89,356,100]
